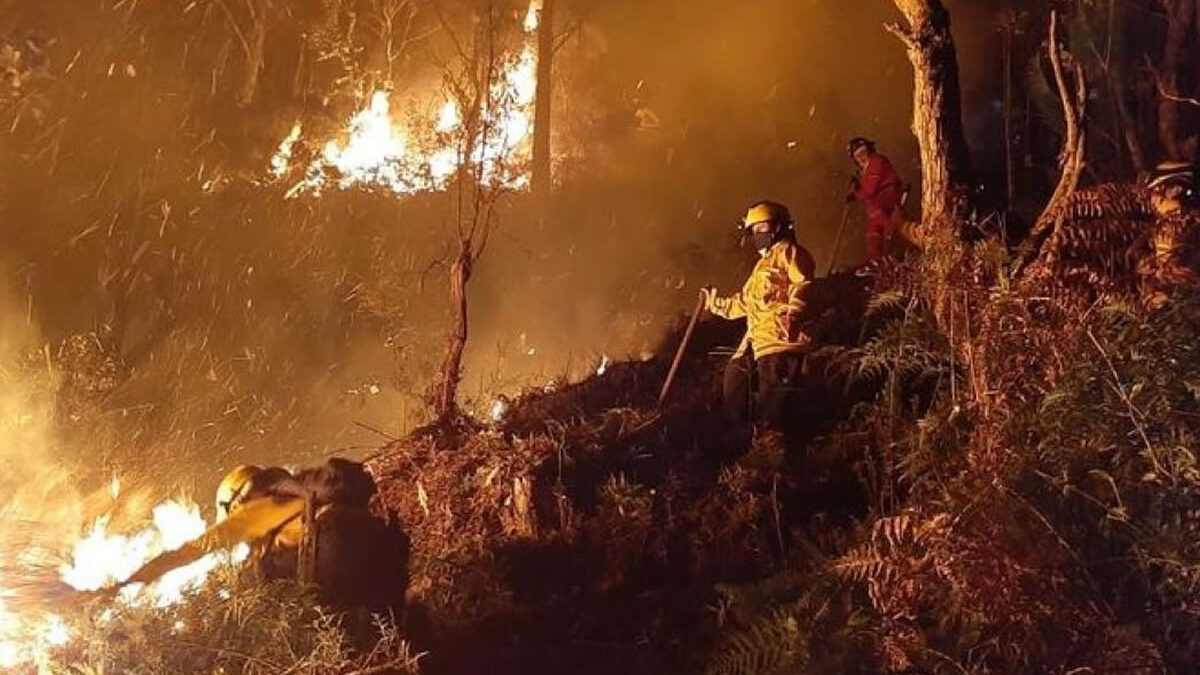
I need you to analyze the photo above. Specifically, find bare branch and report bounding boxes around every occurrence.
[1157,79,1200,108]
[883,22,917,51]
[552,20,582,54]
[1026,11,1089,250]
[211,0,253,60]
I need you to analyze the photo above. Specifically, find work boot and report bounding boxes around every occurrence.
[744,424,787,473]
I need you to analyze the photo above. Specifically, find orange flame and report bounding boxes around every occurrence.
[59,497,248,607]
[0,486,249,670]
[273,0,544,197]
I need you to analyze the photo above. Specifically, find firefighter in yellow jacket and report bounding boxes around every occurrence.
[703,201,815,426]
[108,460,407,613]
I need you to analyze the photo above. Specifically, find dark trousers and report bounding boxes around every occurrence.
[722,351,802,427]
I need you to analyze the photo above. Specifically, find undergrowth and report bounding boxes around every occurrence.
[45,566,420,675]
[703,250,1200,674]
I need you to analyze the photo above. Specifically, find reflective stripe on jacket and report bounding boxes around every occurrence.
[708,238,814,359]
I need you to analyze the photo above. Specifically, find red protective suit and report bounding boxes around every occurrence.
[853,153,905,260]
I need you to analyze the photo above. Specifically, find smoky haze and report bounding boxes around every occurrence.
[462,0,1008,390]
[0,0,1007,496]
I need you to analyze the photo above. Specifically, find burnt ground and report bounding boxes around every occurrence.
[364,272,877,675]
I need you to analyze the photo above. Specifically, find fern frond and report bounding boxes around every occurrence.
[705,608,808,675]
[866,290,909,320]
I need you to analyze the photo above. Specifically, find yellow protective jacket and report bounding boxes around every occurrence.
[708,238,814,359]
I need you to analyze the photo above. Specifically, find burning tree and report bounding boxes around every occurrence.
[429,0,543,425]
[271,0,545,426]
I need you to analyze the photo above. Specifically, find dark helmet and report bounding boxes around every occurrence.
[848,137,876,156]
[1145,160,1199,209]
[1145,160,1195,192]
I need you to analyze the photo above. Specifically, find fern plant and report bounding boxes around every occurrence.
[704,571,873,675]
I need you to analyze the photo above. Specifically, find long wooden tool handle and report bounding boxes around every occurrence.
[658,291,707,407]
[826,203,852,277]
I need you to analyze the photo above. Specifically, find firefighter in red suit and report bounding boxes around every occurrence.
[846,137,906,261]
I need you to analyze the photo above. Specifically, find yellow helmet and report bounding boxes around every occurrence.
[741,201,793,230]
[215,464,262,521]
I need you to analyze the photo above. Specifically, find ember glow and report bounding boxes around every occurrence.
[275,0,544,197]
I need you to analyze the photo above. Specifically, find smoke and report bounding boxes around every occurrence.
[461,0,1017,390]
[0,277,59,490]
[0,0,1011,490]
[457,0,929,387]
[0,277,90,590]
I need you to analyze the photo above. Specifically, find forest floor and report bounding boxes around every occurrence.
[366,272,877,675]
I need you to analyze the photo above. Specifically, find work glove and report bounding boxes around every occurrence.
[785,310,805,343]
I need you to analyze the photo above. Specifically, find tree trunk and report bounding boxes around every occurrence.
[1159,0,1194,159]
[532,0,555,199]
[436,242,472,423]
[1112,66,1147,173]
[1002,19,1015,208]
[887,0,973,232]
[1100,0,1147,174]
[1192,0,1200,158]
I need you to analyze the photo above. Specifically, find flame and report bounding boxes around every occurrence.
[323,91,411,192]
[0,639,20,670]
[490,398,509,423]
[274,0,545,197]
[470,43,538,189]
[40,616,68,648]
[271,123,303,178]
[0,606,66,672]
[0,487,251,669]
[59,497,249,608]
[435,99,461,133]
[524,0,543,32]
[58,515,157,593]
